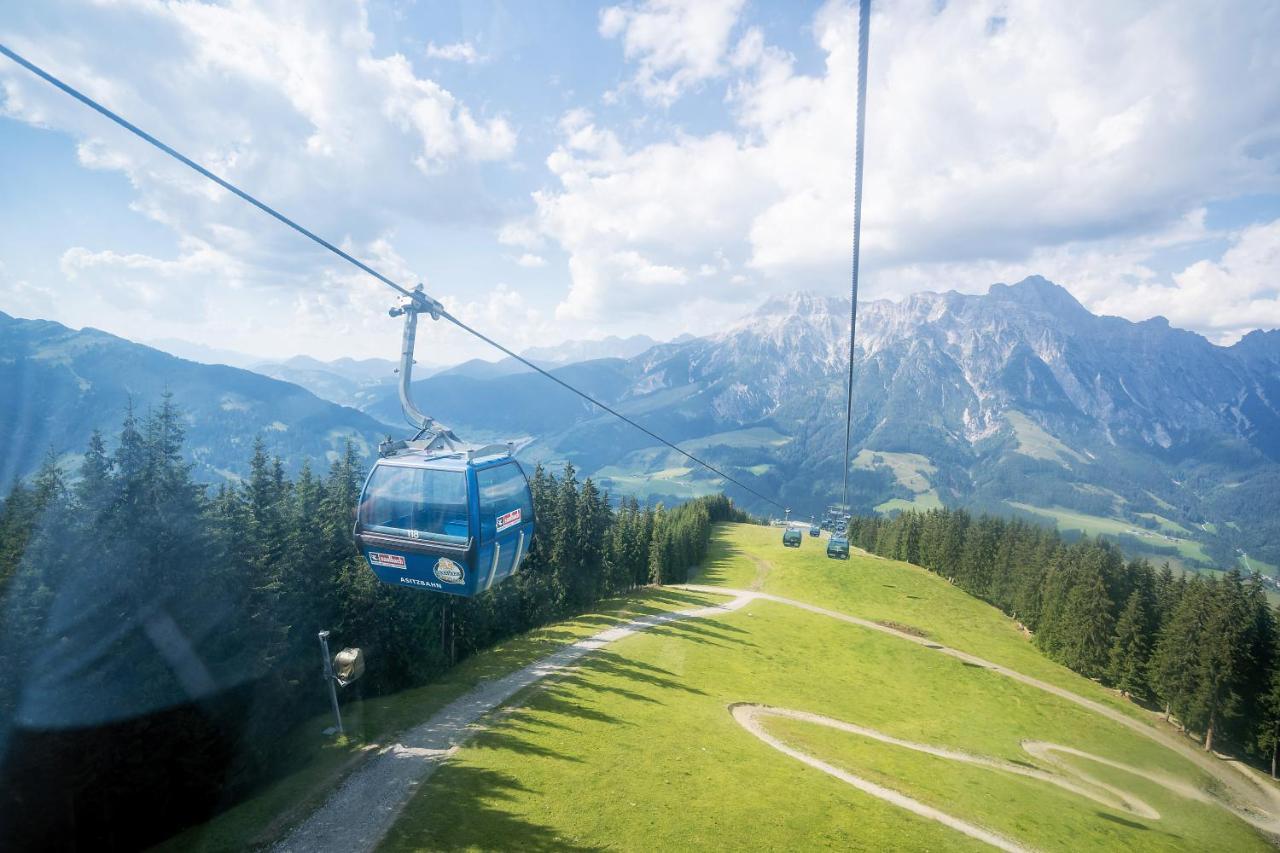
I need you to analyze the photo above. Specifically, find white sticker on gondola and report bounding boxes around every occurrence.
[496,508,522,532]
[433,558,465,584]
[368,552,406,570]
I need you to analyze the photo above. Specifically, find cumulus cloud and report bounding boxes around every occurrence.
[497,221,546,250]
[0,0,518,357]
[599,0,746,105]
[530,0,1280,338]
[4,0,1278,361]
[59,238,247,317]
[430,282,560,360]
[426,41,482,64]
[1095,219,1280,343]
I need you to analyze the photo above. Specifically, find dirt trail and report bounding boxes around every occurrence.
[278,582,1280,852]
[747,554,772,590]
[683,584,1280,836]
[273,592,752,852]
[733,705,1175,822]
[731,704,1240,852]
[731,704,1032,853]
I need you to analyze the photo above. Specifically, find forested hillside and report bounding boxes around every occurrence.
[0,395,744,849]
[850,509,1280,766]
[0,311,390,486]
[8,278,1278,575]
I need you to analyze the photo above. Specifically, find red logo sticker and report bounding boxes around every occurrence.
[368,552,406,570]
[496,508,522,532]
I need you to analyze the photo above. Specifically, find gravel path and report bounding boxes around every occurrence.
[278,583,1280,851]
[683,585,1280,837]
[731,704,1033,853]
[731,704,1242,851]
[273,592,751,852]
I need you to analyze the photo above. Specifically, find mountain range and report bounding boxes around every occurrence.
[247,335,669,406]
[3,276,1277,572]
[359,276,1280,571]
[0,312,389,485]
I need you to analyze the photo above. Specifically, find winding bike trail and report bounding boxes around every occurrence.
[276,584,1280,852]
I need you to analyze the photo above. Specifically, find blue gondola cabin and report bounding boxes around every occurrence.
[355,447,535,597]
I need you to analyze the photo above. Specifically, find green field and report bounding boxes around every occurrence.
[593,467,722,499]
[853,449,936,492]
[1005,411,1086,466]
[591,427,790,499]
[158,589,724,852]
[853,449,945,514]
[380,524,1275,851]
[1009,502,1211,563]
[875,493,944,513]
[1240,554,1280,577]
[1135,512,1192,536]
[676,426,792,452]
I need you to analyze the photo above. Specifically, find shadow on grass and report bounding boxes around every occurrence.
[551,673,663,705]
[689,530,747,586]
[496,709,576,733]
[646,588,735,610]
[1096,812,1148,831]
[469,728,585,764]
[576,650,707,695]
[644,620,754,650]
[382,765,606,852]
[522,690,633,728]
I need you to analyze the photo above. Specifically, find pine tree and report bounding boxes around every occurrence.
[1151,576,1210,726]
[1059,559,1114,679]
[0,483,35,597]
[1154,561,1179,629]
[550,463,580,612]
[32,447,68,510]
[1257,619,1280,778]
[1108,590,1151,699]
[77,430,114,520]
[1193,571,1253,752]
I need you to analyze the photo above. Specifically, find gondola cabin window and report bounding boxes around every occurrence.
[477,462,534,539]
[359,464,470,541]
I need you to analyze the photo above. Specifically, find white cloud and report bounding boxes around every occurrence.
[59,238,247,317]
[599,0,746,105]
[523,0,1280,340]
[4,0,1278,359]
[533,118,769,322]
[1095,218,1280,343]
[497,221,545,250]
[0,0,518,356]
[430,283,558,361]
[426,41,482,64]
[739,0,1280,274]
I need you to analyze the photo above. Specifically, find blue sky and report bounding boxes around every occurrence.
[1,0,1278,362]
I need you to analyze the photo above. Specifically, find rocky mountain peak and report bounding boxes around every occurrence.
[750,290,843,320]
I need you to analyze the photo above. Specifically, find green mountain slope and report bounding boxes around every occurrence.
[379,524,1276,851]
[0,311,389,484]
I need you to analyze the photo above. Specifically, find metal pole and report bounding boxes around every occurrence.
[318,630,343,735]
